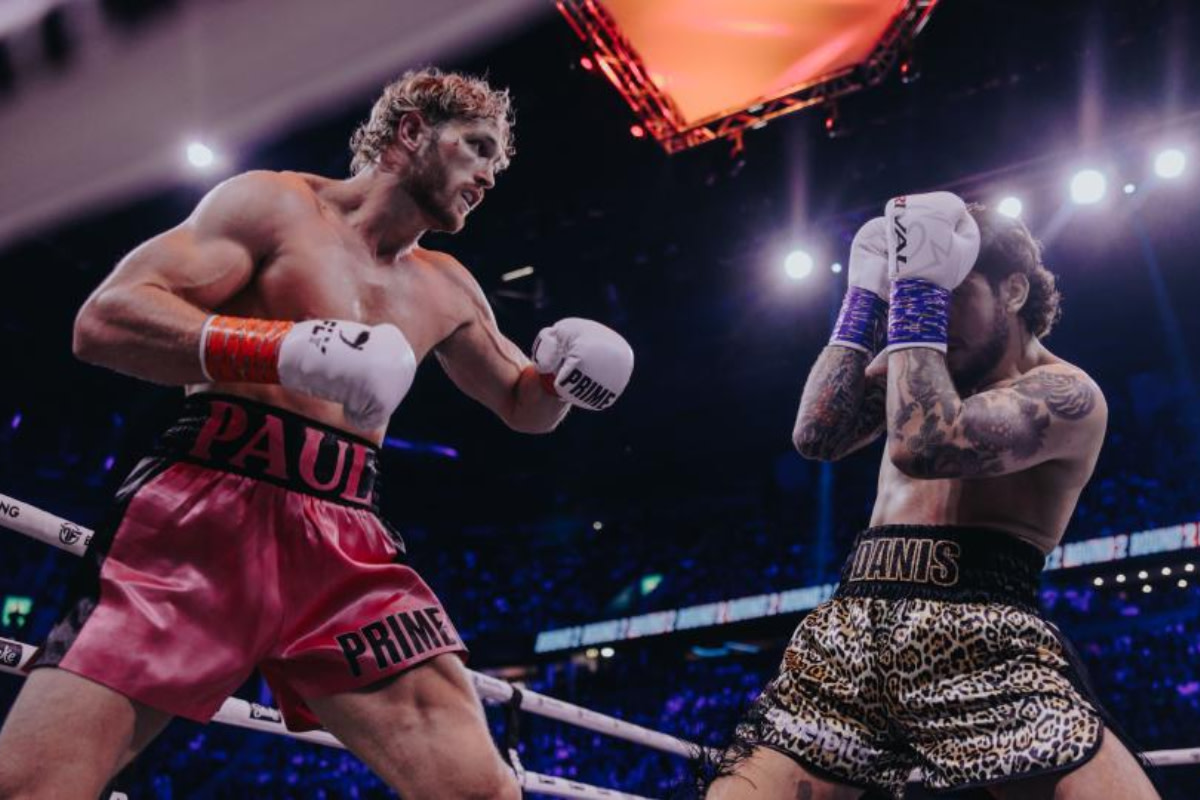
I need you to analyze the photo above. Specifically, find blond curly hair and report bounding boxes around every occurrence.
[349,67,515,175]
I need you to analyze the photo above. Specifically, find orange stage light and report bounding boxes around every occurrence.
[558,0,940,153]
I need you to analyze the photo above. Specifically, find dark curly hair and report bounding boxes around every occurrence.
[349,67,515,176]
[968,203,1062,338]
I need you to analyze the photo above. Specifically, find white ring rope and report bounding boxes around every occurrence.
[0,493,93,557]
[2,491,1198,784]
[472,672,704,759]
[0,643,651,800]
[0,492,699,799]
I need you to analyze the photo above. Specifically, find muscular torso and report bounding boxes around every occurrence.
[190,173,470,436]
[870,452,1089,554]
[869,364,1103,555]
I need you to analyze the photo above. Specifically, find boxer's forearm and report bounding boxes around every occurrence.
[886,348,963,448]
[73,283,210,385]
[504,367,570,434]
[885,348,1063,480]
[792,346,886,460]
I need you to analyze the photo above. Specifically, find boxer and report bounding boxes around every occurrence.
[708,193,1156,799]
[0,68,633,799]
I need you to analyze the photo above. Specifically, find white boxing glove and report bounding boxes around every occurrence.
[848,217,890,299]
[532,318,633,411]
[277,320,416,430]
[830,217,890,355]
[883,192,980,354]
[885,191,980,290]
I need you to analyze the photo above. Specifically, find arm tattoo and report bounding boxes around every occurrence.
[889,350,1080,478]
[1012,371,1097,419]
[793,347,886,460]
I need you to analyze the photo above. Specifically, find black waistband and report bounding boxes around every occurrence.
[153,393,382,511]
[834,525,1045,609]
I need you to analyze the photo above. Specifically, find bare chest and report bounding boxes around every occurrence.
[223,227,463,361]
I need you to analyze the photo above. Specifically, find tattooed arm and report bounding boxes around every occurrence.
[792,346,888,461]
[886,350,1105,479]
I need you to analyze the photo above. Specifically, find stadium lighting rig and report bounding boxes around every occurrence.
[558,0,941,153]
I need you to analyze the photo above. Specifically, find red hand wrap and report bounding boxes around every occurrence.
[521,364,560,397]
[538,372,559,396]
[202,315,293,383]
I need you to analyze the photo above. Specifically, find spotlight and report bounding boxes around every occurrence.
[1137,570,1148,580]
[1179,579,1189,589]
[1092,577,1104,587]
[784,250,815,280]
[579,56,594,71]
[830,262,843,274]
[585,648,599,659]
[592,521,603,531]
[1142,584,1152,594]
[600,647,615,658]
[1162,567,1172,576]
[186,142,215,169]
[1123,183,1137,195]
[1116,574,1127,583]
[1070,169,1106,205]
[1186,564,1195,573]
[822,102,844,139]
[630,124,646,139]
[997,197,1023,218]
[1154,148,1186,179]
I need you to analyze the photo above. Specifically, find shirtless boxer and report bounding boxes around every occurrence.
[707,193,1156,799]
[0,68,633,799]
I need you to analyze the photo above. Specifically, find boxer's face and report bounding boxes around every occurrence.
[947,272,1010,391]
[408,118,505,234]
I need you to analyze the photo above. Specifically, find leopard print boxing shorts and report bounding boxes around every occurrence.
[728,525,1108,798]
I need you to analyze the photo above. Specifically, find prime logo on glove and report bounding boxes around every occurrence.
[302,320,371,355]
[532,317,634,412]
[560,368,618,410]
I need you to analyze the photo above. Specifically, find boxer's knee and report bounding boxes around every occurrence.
[0,736,115,800]
[0,752,48,800]
[451,766,518,800]
[461,764,521,800]
[0,709,41,799]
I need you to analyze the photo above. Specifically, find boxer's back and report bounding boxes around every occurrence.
[189,170,471,430]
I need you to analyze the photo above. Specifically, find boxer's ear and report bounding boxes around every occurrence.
[1000,273,1029,316]
[395,111,430,154]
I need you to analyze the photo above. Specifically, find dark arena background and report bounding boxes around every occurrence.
[2,1,1200,798]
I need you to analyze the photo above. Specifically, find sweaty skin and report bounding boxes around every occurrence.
[72,117,568,442]
[795,272,1107,554]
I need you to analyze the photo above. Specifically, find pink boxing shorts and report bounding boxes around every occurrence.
[32,393,466,731]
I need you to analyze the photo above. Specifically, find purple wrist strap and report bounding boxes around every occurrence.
[830,287,888,355]
[888,278,950,350]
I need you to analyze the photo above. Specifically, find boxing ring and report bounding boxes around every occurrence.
[0,492,705,799]
[1,492,1198,798]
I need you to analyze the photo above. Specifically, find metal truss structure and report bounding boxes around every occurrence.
[557,0,940,153]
